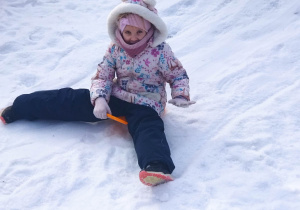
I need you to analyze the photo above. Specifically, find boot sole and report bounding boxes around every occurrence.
[0,116,6,124]
[0,109,6,124]
[139,170,174,186]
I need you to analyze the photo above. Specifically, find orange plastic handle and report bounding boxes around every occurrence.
[107,114,128,125]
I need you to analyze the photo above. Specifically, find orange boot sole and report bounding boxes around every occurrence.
[0,109,6,124]
[139,170,174,186]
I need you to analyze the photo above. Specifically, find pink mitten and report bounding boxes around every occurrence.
[93,97,112,119]
[168,98,196,107]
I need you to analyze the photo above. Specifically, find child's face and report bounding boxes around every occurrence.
[122,25,147,45]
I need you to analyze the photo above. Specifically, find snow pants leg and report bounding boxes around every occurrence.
[12,88,100,122]
[125,103,175,173]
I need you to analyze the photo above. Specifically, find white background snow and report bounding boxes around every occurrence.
[1,0,300,209]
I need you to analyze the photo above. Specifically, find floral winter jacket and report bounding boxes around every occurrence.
[90,41,190,115]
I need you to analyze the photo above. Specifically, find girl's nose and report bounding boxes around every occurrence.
[130,36,139,43]
[131,36,138,42]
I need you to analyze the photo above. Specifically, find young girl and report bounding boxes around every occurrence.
[0,0,195,186]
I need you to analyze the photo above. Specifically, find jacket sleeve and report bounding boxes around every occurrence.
[158,43,190,100]
[90,44,117,105]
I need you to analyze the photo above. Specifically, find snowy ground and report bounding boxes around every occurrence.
[1,0,300,209]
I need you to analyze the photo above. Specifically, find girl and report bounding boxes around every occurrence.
[1,0,195,186]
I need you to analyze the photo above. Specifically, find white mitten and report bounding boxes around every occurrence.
[93,97,112,119]
[168,98,196,107]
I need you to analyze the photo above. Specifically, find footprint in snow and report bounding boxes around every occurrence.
[0,42,21,54]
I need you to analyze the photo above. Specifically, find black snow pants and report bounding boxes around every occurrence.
[12,88,175,173]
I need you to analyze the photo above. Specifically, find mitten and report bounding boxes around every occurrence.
[93,97,112,119]
[168,97,196,107]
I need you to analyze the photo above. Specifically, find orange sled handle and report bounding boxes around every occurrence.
[107,114,128,125]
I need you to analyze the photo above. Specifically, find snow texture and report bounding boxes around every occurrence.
[1,0,300,209]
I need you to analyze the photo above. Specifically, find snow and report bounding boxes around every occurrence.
[1,0,300,209]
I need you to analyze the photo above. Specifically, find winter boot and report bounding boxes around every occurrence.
[139,161,174,186]
[0,106,16,124]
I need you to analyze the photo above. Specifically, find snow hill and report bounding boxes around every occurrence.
[1,0,300,209]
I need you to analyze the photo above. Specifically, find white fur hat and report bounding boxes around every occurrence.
[107,0,168,47]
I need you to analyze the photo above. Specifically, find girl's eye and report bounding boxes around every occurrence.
[137,30,143,34]
[124,31,131,35]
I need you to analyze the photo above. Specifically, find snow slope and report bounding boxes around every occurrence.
[1,0,300,209]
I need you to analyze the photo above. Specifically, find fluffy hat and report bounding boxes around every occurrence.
[119,14,152,32]
[107,0,168,47]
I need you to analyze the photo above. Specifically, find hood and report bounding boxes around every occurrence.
[107,0,168,47]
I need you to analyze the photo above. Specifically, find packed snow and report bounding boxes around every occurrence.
[1,0,300,209]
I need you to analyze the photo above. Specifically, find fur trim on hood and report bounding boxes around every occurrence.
[107,0,168,47]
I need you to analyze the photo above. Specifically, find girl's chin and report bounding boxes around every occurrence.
[125,41,139,45]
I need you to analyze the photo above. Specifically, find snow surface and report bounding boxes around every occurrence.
[1,0,300,209]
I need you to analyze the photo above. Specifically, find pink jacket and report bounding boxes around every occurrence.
[90,41,190,115]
